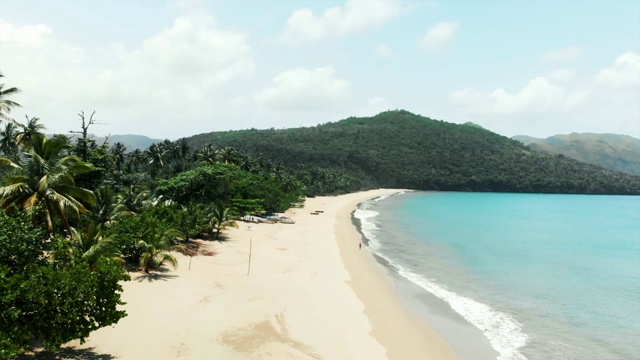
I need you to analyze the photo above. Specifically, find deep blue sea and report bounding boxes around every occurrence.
[355,191,640,360]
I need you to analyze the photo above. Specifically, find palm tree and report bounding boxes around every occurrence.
[167,142,181,163]
[257,153,275,173]
[272,163,286,180]
[128,149,145,171]
[70,221,124,268]
[110,142,127,171]
[14,115,46,148]
[238,154,257,172]
[0,133,96,235]
[89,185,133,226]
[0,73,21,122]
[209,202,238,239]
[196,144,216,165]
[137,227,183,273]
[120,185,151,214]
[145,143,164,169]
[216,146,240,165]
[175,138,191,159]
[0,122,18,158]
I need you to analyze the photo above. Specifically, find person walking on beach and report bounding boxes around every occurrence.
[359,242,362,250]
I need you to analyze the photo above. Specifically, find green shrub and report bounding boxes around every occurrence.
[0,212,129,357]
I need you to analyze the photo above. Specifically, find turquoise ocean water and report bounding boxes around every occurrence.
[355,192,640,360]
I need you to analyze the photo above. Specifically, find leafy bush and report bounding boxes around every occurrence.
[155,163,242,205]
[0,210,45,274]
[111,212,169,264]
[156,164,303,213]
[0,212,129,357]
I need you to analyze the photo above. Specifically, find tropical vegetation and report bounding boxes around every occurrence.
[0,73,20,122]
[0,211,129,357]
[0,76,305,356]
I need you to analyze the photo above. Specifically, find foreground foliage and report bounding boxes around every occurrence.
[0,134,95,234]
[0,212,129,357]
[137,226,183,273]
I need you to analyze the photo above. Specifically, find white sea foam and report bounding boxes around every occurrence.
[396,267,529,360]
[354,199,529,360]
[373,190,411,202]
[353,208,381,250]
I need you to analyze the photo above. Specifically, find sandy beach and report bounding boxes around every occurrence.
[65,189,459,359]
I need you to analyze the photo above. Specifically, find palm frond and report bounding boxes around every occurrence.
[55,185,96,206]
[157,253,178,270]
[0,157,19,169]
[22,193,39,212]
[0,182,31,208]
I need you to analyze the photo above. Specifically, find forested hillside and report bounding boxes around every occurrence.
[513,133,640,175]
[188,110,640,195]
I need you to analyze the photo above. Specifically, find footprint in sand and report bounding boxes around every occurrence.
[218,313,319,359]
[174,342,189,358]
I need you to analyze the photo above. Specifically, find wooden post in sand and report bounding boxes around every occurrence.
[247,238,252,276]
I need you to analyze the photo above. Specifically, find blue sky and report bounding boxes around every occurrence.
[1,0,638,140]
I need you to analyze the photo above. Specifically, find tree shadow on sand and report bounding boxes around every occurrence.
[133,269,179,282]
[17,346,114,360]
[197,233,232,242]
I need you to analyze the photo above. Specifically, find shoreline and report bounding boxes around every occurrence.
[350,193,498,360]
[62,189,466,359]
[334,190,459,359]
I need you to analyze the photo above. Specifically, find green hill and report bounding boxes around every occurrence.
[187,110,640,195]
[513,133,640,175]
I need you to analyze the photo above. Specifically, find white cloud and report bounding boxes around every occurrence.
[255,66,351,111]
[0,16,254,138]
[595,52,640,88]
[280,0,402,46]
[108,15,254,102]
[375,43,395,59]
[449,87,483,109]
[418,22,459,53]
[549,68,576,82]
[356,96,390,116]
[0,22,53,48]
[564,90,589,110]
[450,77,569,115]
[542,46,583,62]
[367,96,389,109]
[333,96,391,122]
[448,52,640,137]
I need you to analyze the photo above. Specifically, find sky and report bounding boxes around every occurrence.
[0,0,639,140]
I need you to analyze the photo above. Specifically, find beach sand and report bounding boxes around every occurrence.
[65,189,459,359]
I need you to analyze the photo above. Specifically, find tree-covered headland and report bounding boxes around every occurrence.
[188,110,640,195]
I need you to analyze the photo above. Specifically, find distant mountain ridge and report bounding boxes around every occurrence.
[185,110,640,195]
[63,134,162,151]
[513,133,640,175]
